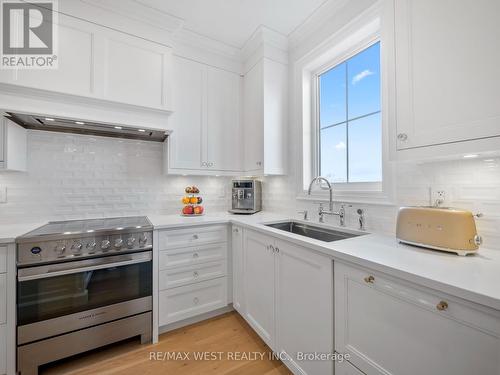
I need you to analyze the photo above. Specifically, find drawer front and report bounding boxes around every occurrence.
[159,277,227,326]
[335,262,500,375]
[159,261,227,290]
[0,324,5,375]
[0,274,5,324]
[0,246,6,273]
[157,226,227,250]
[159,243,227,270]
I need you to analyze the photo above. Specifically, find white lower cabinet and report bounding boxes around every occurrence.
[0,324,5,375]
[242,230,334,375]
[243,230,276,348]
[157,226,229,328]
[158,277,227,326]
[231,226,244,314]
[335,261,500,375]
[275,239,333,375]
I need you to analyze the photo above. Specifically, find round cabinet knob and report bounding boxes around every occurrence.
[397,133,408,142]
[193,252,199,259]
[71,242,83,253]
[87,241,97,252]
[364,275,375,284]
[54,244,66,256]
[126,237,136,248]
[436,301,449,311]
[114,239,123,249]
[101,240,111,250]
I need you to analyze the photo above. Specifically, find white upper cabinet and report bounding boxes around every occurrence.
[0,13,94,98]
[166,56,242,175]
[167,57,205,171]
[95,29,172,109]
[0,118,27,172]
[243,58,287,175]
[206,66,242,172]
[392,0,500,157]
[0,11,173,112]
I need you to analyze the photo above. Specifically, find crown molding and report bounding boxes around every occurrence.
[287,0,351,51]
[80,0,184,33]
[241,25,289,72]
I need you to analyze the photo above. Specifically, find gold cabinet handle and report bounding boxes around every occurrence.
[364,275,375,284]
[436,301,448,311]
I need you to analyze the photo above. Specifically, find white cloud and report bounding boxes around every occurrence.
[352,69,374,85]
[335,141,346,150]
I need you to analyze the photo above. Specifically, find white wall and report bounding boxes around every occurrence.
[262,0,500,250]
[0,131,230,223]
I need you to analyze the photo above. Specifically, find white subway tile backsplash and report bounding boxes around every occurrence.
[0,130,231,223]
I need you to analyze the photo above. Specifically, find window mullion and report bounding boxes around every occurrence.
[345,61,349,183]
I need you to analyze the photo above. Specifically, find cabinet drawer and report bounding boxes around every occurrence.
[159,261,226,290]
[0,275,5,325]
[157,226,227,250]
[159,243,227,270]
[335,262,500,375]
[159,277,227,326]
[0,246,6,273]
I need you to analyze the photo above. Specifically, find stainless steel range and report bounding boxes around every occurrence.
[15,216,153,375]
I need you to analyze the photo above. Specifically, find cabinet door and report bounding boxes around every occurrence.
[206,66,242,171]
[0,13,95,98]
[232,226,244,314]
[243,62,264,172]
[335,262,500,375]
[95,29,172,110]
[243,230,275,349]
[275,240,333,375]
[168,57,205,170]
[394,0,500,150]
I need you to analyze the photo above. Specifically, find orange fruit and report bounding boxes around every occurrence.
[182,196,190,204]
[189,197,198,204]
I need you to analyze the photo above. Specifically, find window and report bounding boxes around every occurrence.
[318,42,381,184]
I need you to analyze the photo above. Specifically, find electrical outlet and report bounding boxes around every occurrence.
[432,189,446,207]
[0,186,6,203]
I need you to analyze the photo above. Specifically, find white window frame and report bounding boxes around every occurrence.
[312,39,382,189]
[296,4,395,205]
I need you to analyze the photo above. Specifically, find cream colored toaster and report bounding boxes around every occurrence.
[396,206,482,256]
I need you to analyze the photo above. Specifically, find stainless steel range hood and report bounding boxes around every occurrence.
[5,112,171,142]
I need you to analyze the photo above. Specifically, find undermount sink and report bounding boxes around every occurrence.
[264,221,366,242]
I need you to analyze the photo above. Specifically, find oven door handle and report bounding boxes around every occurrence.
[18,252,152,282]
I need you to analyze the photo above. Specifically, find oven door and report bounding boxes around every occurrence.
[17,251,152,345]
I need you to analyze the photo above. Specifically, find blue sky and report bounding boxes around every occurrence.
[319,42,382,183]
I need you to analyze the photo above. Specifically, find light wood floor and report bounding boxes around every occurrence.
[40,312,292,375]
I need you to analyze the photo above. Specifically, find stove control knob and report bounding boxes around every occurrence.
[54,244,66,256]
[114,239,123,249]
[87,241,97,252]
[126,237,136,248]
[71,242,83,253]
[101,240,111,250]
[139,234,148,246]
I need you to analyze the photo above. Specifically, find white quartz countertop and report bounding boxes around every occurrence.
[0,221,47,244]
[3,212,500,311]
[150,212,500,311]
